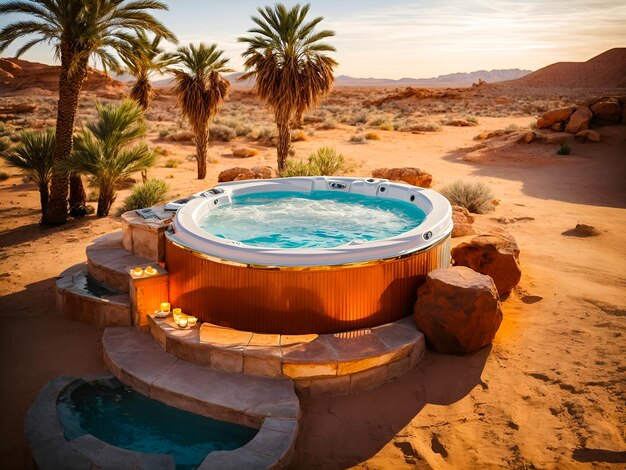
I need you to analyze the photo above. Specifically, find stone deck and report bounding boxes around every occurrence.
[56,263,131,327]
[86,232,164,293]
[149,315,425,396]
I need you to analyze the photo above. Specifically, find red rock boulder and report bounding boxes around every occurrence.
[414,266,502,354]
[451,232,521,296]
[591,98,622,124]
[218,166,277,182]
[451,205,475,237]
[371,167,433,188]
[565,106,592,133]
[537,107,575,129]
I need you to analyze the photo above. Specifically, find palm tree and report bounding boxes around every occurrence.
[0,0,176,225]
[122,32,174,111]
[60,100,157,216]
[1,128,55,216]
[239,3,337,171]
[167,43,231,179]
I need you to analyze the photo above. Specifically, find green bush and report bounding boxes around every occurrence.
[308,146,345,176]
[164,158,180,168]
[279,158,315,177]
[440,180,495,214]
[556,143,571,155]
[209,124,236,142]
[214,118,252,137]
[120,179,170,213]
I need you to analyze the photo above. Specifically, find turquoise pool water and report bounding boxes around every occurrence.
[199,190,426,248]
[57,379,257,470]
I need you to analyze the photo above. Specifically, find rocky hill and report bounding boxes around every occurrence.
[0,58,127,95]
[503,48,626,89]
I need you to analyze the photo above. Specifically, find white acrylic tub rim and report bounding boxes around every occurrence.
[171,176,453,267]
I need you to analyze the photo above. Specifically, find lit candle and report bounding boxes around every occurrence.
[187,316,197,327]
[144,266,157,276]
[132,267,143,276]
[160,302,170,314]
[177,315,188,328]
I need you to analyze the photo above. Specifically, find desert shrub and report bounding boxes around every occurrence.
[120,179,170,213]
[349,134,367,144]
[367,115,387,127]
[158,129,169,139]
[279,158,314,177]
[308,147,345,176]
[248,126,277,142]
[505,123,522,133]
[208,156,218,164]
[365,132,380,140]
[440,180,495,214]
[0,136,11,153]
[349,110,369,125]
[214,117,252,137]
[209,124,236,142]
[291,129,307,142]
[317,118,337,130]
[400,121,442,132]
[529,121,538,130]
[556,143,571,155]
[465,115,479,124]
[0,171,9,181]
[164,158,180,168]
[379,122,393,131]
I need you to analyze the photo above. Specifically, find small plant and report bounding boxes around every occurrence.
[367,115,387,127]
[317,118,337,130]
[440,180,495,214]
[504,123,521,133]
[0,171,9,181]
[349,134,367,144]
[279,158,314,177]
[556,143,571,155]
[209,124,236,142]
[164,158,180,168]
[307,147,345,176]
[120,179,170,213]
[465,115,479,124]
[208,156,218,164]
[290,129,307,142]
[379,122,393,131]
[349,110,369,125]
[364,132,380,140]
[158,129,169,139]
[529,121,538,130]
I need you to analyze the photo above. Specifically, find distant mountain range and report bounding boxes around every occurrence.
[138,68,531,89]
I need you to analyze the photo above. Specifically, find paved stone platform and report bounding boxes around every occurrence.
[86,232,165,293]
[56,263,131,327]
[149,315,425,396]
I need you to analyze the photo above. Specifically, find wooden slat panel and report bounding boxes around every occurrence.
[165,237,450,334]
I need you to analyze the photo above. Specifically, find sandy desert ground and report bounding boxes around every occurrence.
[0,84,625,469]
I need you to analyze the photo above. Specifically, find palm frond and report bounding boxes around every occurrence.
[1,128,55,186]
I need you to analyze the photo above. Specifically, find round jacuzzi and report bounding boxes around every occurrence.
[165,176,452,334]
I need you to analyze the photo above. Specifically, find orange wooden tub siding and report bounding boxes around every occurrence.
[165,236,450,335]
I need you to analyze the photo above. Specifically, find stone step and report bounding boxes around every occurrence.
[102,327,299,468]
[56,263,132,327]
[148,314,425,396]
[86,232,164,293]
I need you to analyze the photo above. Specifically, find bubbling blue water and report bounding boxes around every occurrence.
[199,190,426,249]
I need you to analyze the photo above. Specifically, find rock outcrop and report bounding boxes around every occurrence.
[451,232,521,296]
[591,98,622,124]
[575,129,601,143]
[451,205,475,237]
[218,166,276,182]
[371,167,433,188]
[537,107,575,129]
[414,266,502,355]
[564,106,593,133]
[232,147,259,158]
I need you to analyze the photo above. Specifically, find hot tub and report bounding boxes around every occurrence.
[166,176,452,334]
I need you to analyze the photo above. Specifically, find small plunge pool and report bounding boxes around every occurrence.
[57,378,258,470]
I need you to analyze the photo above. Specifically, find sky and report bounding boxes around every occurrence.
[1,0,625,79]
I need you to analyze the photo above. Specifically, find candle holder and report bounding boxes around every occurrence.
[154,302,171,318]
[132,267,144,277]
[187,316,197,327]
[175,314,188,328]
[144,266,157,276]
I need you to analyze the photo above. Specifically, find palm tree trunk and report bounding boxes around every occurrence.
[195,126,209,179]
[97,184,115,217]
[68,173,87,216]
[39,182,49,218]
[276,118,291,172]
[43,48,89,225]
